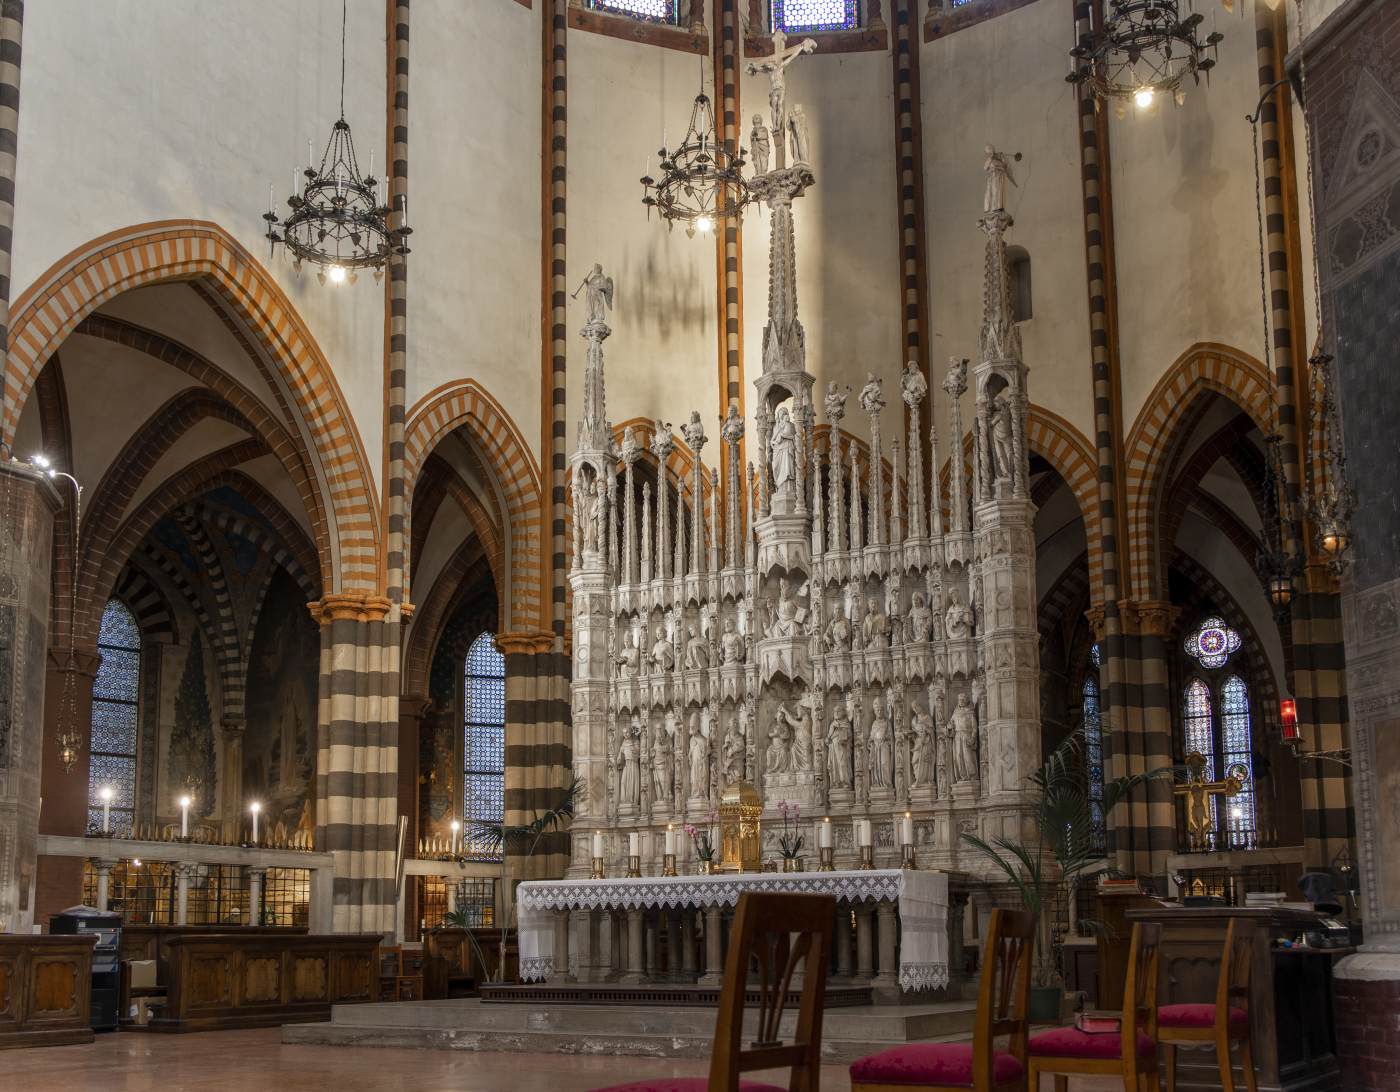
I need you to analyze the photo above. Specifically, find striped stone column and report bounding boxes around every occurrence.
[310,594,400,935]
[714,0,744,507]
[0,0,23,428]
[543,0,569,645]
[385,0,410,605]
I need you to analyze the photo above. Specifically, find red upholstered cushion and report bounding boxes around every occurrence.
[592,1081,788,1092]
[848,1043,1026,1087]
[1159,1002,1249,1029]
[1028,1026,1157,1060]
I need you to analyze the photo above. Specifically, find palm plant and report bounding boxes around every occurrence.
[960,727,1172,986]
[458,776,581,981]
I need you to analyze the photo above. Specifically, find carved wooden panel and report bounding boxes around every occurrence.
[334,954,374,1001]
[30,960,79,1017]
[188,955,233,1007]
[0,957,14,1022]
[291,956,328,1001]
[242,956,281,1003]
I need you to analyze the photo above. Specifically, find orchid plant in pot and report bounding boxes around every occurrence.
[776,800,805,871]
[684,814,718,873]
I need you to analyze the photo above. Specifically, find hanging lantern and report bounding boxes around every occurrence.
[719,781,762,872]
[1279,696,1300,747]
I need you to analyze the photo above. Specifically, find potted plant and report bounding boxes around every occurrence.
[455,777,581,982]
[776,800,805,871]
[684,815,718,873]
[960,727,1172,1020]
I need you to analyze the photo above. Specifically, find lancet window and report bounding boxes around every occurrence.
[772,0,858,32]
[589,0,679,24]
[463,632,505,860]
[88,599,141,836]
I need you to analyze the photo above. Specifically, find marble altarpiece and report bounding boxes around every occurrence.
[567,65,1039,886]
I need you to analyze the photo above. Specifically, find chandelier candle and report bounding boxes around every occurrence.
[179,795,190,839]
[250,801,261,845]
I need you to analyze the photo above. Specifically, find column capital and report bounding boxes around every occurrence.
[1084,605,1106,642]
[495,631,557,656]
[1118,598,1179,638]
[306,593,395,625]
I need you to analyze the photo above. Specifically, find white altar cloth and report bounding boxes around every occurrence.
[516,868,948,992]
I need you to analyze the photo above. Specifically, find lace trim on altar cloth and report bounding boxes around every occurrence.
[519,956,554,981]
[898,963,950,992]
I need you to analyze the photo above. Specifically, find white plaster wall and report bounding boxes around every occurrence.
[411,500,475,626]
[127,418,254,517]
[1111,0,1272,426]
[920,0,1093,445]
[567,33,718,439]
[740,49,902,435]
[239,454,316,542]
[13,0,386,492]
[408,0,542,453]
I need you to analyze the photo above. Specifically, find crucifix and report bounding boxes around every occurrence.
[744,30,817,170]
[1174,751,1247,852]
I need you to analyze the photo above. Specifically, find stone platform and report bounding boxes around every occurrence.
[282,998,976,1062]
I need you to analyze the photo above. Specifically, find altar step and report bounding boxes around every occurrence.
[282,998,977,1062]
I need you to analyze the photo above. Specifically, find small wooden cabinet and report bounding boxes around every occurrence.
[0,934,97,1049]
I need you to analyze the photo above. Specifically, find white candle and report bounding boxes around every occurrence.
[665,826,677,855]
[629,832,640,857]
[179,795,191,838]
[819,817,832,849]
[100,786,112,834]
[450,819,461,856]
[250,801,261,844]
[308,138,314,169]
[593,831,604,858]
[900,813,914,846]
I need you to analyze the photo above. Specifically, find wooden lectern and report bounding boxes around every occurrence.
[1095,881,1170,1011]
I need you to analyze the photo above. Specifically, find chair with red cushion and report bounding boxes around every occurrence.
[1026,921,1162,1092]
[848,907,1036,1091]
[1157,917,1258,1092]
[590,890,834,1092]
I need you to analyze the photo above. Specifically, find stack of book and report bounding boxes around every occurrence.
[1074,1010,1122,1034]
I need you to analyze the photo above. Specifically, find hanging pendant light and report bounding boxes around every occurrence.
[1067,1,1223,111]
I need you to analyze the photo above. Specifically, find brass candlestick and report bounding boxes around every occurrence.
[590,856,605,879]
[857,845,875,870]
[662,853,677,877]
[901,844,917,869]
[626,855,641,878]
[818,846,835,871]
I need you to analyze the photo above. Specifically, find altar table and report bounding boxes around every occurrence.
[517,868,948,995]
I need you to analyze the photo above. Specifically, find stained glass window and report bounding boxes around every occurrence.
[463,633,506,861]
[772,0,858,33]
[589,0,678,24]
[1183,615,1241,669]
[1182,678,1215,781]
[88,599,140,836]
[1089,642,1102,669]
[1082,672,1105,853]
[1220,676,1257,847]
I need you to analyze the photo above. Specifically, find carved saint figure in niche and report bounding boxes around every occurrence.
[720,617,745,664]
[983,144,1017,214]
[616,620,641,677]
[911,703,936,788]
[579,476,600,555]
[906,592,934,643]
[749,114,771,176]
[825,601,852,652]
[766,578,805,638]
[722,712,746,785]
[951,692,979,783]
[617,720,641,807]
[869,692,895,790]
[861,595,888,649]
[687,711,710,799]
[770,405,797,493]
[651,718,674,804]
[945,588,974,641]
[772,701,810,773]
[765,706,794,775]
[573,262,614,325]
[684,624,711,670]
[650,619,674,672]
[826,696,854,789]
[787,103,811,165]
[990,394,1015,482]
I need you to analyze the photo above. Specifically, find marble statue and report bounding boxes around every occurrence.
[859,372,886,417]
[825,603,853,652]
[907,592,934,643]
[722,711,746,785]
[824,380,849,423]
[911,703,936,788]
[750,114,771,176]
[770,405,797,492]
[869,692,895,790]
[580,477,600,555]
[793,699,815,772]
[990,395,1015,481]
[745,29,817,137]
[787,103,811,165]
[650,619,675,672]
[901,359,928,408]
[772,701,810,773]
[617,720,642,807]
[951,692,979,783]
[983,145,1017,214]
[687,711,710,798]
[765,709,793,775]
[652,718,674,803]
[766,578,806,638]
[861,595,888,648]
[720,617,745,664]
[684,624,710,670]
[616,620,641,677]
[573,262,614,325]
[946,588,973,641]
[826,697,854,789]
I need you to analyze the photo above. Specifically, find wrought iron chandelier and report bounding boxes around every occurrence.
[263,0,409,284]
[1257,432,1301,617]
[641,84,750,238]
[1307,351,1354,573]
[1068,1,1223,111]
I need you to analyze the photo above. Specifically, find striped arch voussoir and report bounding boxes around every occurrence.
[1025,406,1103,606]
[1124,344,1273,601]
[405,380,543,633]
[2,221,380,595]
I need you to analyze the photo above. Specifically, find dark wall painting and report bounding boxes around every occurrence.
[243,568,318,834]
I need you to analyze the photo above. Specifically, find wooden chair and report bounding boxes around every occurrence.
[1026,921,1162,1092]
[590,891,834,1092]
[848,908,1036,1092]
[1157,917,1258,1092]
